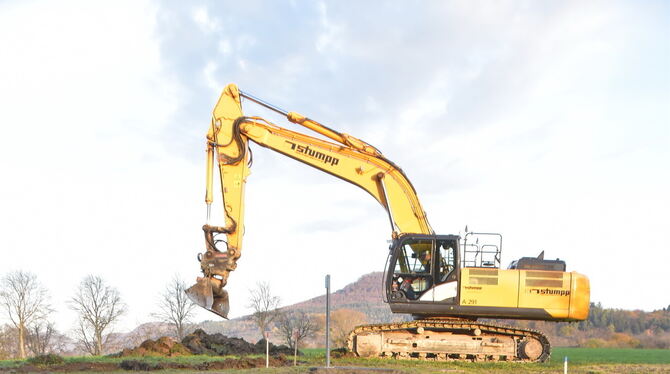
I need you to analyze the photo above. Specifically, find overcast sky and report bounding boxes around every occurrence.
[1,0,668,333]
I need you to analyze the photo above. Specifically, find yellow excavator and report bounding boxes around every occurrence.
[186,83,590,362]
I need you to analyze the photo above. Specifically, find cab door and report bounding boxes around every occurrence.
[431,238,458,303]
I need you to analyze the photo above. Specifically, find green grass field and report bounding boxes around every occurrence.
[1,348,668,373]
[300,347,670,365]
[551,347,670,364]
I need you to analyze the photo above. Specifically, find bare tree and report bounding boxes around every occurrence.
[25,321,56,356]
[330,309,368,348]
[0,324,18,359]
[153,275,196,340]
[69,275,126,355]
[277,310,320,350]
[0,271,52,358]
[28,323,68,356]
[247,282,281,339]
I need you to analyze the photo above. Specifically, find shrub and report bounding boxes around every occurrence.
[27,354,65,366]
[609,333,641,348]
[581,338,608,348]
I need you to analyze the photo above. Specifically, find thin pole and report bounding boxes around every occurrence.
[265,331,269,368]
[294,330,298,366]
[325,274,331,368]
[564,356,568,374]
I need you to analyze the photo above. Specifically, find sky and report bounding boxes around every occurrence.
[0,0,668,333]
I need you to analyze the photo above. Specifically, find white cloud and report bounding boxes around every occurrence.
[192,6,220,34]
[218,39,232,56]
[315,1,343,54]
[203,61,221,94]
[235,34,257,51]
[238,59,247,71]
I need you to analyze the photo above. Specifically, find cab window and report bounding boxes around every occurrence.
[391,239,433,300]
[437,239,456,283]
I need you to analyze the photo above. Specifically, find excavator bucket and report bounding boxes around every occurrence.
[186,277,230,319]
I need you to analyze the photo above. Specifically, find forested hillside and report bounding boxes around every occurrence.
[551,302,670,348]
[582,303,670,334]
[497,302,670,349]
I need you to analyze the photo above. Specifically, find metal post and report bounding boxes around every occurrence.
[325,274,331,368]
[265,331,270,368]
[564,356,568,374]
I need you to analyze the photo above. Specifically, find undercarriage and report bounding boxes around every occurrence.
[347,319,550,362]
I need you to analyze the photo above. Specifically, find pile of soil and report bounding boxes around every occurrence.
[181,329,294,356]
[117,336,191,357]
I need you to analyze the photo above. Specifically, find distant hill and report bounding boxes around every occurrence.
[280,272,403,323]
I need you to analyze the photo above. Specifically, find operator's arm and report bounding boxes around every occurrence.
[187,84,433,317]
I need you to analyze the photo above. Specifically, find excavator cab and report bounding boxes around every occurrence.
[385,234,460,305]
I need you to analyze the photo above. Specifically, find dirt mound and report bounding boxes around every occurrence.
[181,329,294,356]
[113,329,293,360]
[118,336,192,357]
[119,360,164,371]
[190,356,289,370]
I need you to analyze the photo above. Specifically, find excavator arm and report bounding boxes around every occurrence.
[186,83,433,317]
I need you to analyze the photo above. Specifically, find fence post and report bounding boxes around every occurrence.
[265,331,270,368]
[325,274,331,368]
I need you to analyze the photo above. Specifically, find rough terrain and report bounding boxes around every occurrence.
[181,329,293,356]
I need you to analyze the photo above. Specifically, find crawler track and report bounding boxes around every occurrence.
[347,319,550,362]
